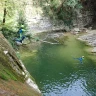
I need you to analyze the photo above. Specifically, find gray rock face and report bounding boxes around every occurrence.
[78,30,96,47]
[78,30,96,53]
[92,47,96,53]
[0,33,41,95]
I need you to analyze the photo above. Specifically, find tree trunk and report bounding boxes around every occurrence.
[3,7,7,25]
[2,7,7,32]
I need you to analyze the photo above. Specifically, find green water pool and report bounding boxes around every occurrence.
[21,33,96,96]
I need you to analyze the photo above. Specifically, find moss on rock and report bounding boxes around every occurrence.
[0,33,42,96]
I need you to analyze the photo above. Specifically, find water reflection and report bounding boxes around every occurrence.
[39,67,96,96]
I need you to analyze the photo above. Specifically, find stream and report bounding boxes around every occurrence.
[21,33,96,96]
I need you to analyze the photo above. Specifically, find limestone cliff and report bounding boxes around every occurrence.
[0,33,41,96]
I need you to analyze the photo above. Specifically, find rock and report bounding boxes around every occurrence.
[74,28,80,32]
[92,47,96,53]
[71,27,80,35]
[0,33,41,95]
[3,51,8,54]
[78,32,96,47]
[26,78,41,93]
[15,41,22,45]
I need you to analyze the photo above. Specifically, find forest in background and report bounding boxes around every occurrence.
[0,0,83,32]
[0,0,92,49]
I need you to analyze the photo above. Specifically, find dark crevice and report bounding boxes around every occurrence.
[82,0,96,29]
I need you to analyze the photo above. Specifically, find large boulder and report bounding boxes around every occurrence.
[0,33,41,96]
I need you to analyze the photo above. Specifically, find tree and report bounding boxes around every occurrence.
[0,0,15,25]
[2,1,6,24]
[0,0,27,49]
[33,0,83,26]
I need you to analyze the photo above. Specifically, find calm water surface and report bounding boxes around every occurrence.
[22,34,96,96]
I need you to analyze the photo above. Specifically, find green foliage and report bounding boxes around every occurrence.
[0,0,28,49]
[1,27,17,49]
[16,11,28,34]
[64,0,78,8]
[0,69,17,81]
[0,51,24,81]
[3,69,17,80]
[0,62,17,81]
[0,73,8,80]
[33,0,83,26]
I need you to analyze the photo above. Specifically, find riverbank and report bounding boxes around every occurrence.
[77,30,96,53]
[76,30,96,62]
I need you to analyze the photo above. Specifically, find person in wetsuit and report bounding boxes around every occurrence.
[74,56,84,64]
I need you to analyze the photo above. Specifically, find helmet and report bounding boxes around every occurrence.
[82,56,84,59]
[21,25,24,28]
